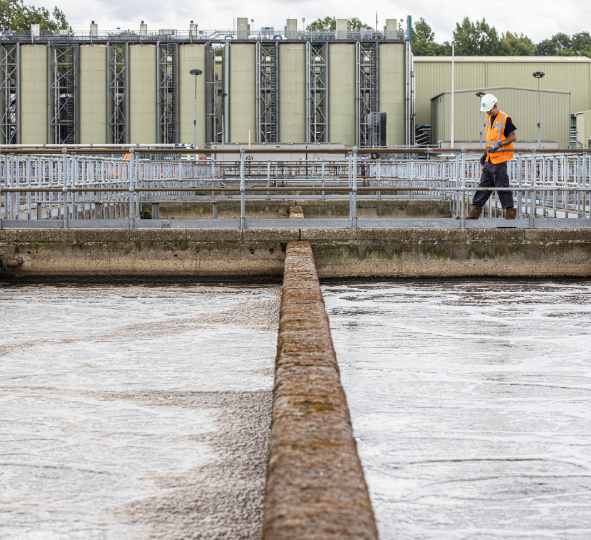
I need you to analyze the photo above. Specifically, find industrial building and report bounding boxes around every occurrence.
[431,86,571,148]
[414,56,591,147]
[3,19,591,149]
[0,18,412,147]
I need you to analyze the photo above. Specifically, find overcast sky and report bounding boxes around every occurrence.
[34,0,591,43]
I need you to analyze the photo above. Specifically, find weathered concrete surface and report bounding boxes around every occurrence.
[147,199,451,219]
[289,206,304,219]
[1,228,591,278]
[263,241,377,540]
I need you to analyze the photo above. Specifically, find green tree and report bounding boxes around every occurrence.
[412,18,446,55]
[572,31,591,55]
[0,0,68,32]
[453,17,501,56]
[534,32,572,55]
[347,17,367,31]
[307,16,335,31]
[500,32,534,55]
[306,16,368,32]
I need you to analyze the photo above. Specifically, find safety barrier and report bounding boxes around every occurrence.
[2,147,591,229]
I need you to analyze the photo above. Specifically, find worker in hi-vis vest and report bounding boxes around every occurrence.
[466,94,518,220]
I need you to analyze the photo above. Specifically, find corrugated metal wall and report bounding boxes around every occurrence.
[415,57,591,127]
[128,45,157,144]
[79,45,107,144]
[576,110,591,148]
[431,87,571,147]
[20,45,47,144]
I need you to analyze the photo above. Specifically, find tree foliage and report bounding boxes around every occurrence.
[0,0,68,32]
[306,16,368,32]
[412,17,591,58]
[453,17,501,56]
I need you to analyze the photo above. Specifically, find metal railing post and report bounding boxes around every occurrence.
[240,148,246,229]
[129,148,135,228]
[349,149,358,228]
[459,149,466,228]
[529,149,536,228]
[62,149,68,228]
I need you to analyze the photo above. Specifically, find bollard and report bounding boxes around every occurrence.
[36,203,42,221]
[212,201,217,219]
[95,202,104,220]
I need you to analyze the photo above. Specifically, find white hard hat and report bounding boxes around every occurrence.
[480,93,497,112]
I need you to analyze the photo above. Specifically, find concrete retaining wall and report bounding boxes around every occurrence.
[263,241,378,539]
[2,228,591,278]
[145,199,451,220]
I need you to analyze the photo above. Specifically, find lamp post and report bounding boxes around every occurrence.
[451,41,461,149]
[190,68,203,150]
[533,71,545,148]
[476,91,485,148]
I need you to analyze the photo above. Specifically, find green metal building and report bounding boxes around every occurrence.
[431,86,571,148]
[414,56,591,126]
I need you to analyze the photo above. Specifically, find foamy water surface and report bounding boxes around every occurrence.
[323,281,591,540]
[0,283,280,539]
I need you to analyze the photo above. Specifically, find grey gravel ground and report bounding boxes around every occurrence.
[0,284,280,539]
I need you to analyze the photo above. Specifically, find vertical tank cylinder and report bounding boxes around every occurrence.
[279,43,305,143]
[229,43,256,143]
[378,43,406,146]
[328,43,355,145]
[179,44,206,146]
[20,45,47,144]
[129,44,157,144]
[80,44,107,144]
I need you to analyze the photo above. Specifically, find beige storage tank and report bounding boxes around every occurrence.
[378,43,406,146]
[20,45,47,144]
[229,43,256,143]
[431,86,571,148]
[129,44,157,144]
[79,44,107,144]
[179,44,206,146]
[279,43,305,143]
[328,43,355,145]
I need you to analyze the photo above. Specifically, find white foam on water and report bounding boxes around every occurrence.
[0,283,280,539]
[323,281,591,540]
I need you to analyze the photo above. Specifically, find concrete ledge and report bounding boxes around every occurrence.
[145,199,451,220]
[263,241,377,539]
[2,228,591,278]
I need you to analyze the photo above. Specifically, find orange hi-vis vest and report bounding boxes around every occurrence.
[485,110,513,164]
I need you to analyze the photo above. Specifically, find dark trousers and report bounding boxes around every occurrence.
[472,161,514,209]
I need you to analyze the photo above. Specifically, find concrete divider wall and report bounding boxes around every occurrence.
[144,199,451,220]
[2,228,591,278]
[264,241,378,539]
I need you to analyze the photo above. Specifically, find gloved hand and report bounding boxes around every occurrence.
[488,143,501,153]
[480,153,486,166]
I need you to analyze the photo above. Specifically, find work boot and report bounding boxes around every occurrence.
[465,205,482,220]
[505,208,517,220]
